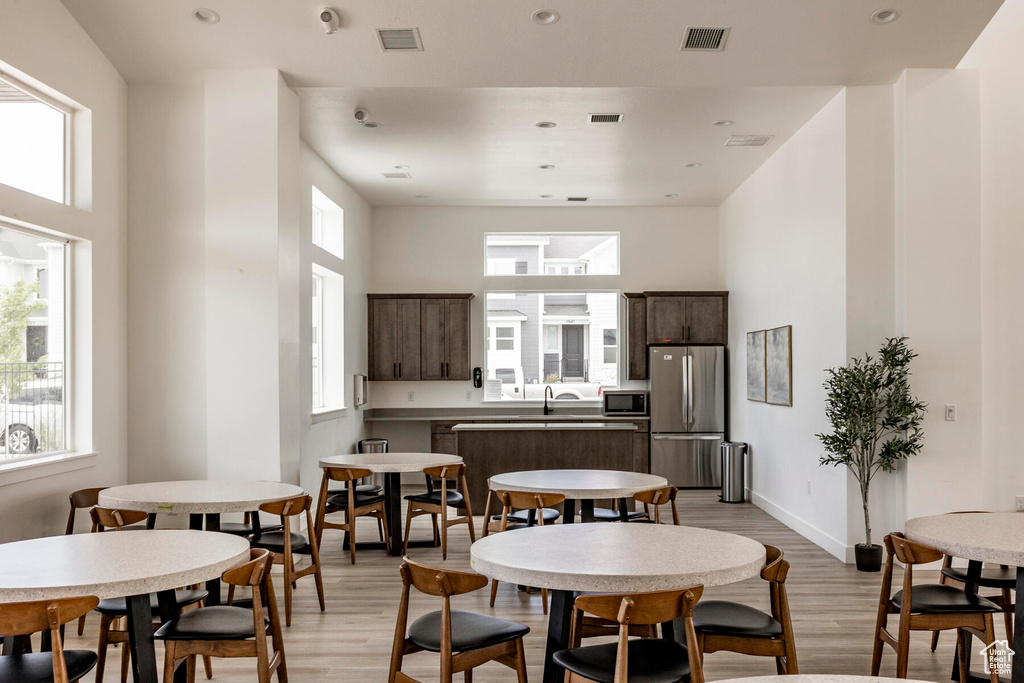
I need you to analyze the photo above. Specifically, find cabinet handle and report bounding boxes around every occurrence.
[446,362,450,378]
[441,362,445,378]
[393,363,397,379]
[399,362,402,378]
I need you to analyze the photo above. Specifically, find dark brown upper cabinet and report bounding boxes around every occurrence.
[368,294,473,381]
[625,293,648,381]
[627,291,728,380]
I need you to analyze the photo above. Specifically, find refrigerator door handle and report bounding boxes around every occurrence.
[652,434,723,440]
[686,354,694,427]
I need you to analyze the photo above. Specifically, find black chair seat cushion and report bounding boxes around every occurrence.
[407,609,529,653]
[326,492,385,508]
[329,484,383,496]
[0,650,98,683]
[404,490,465,507]
[219,521,285,537]
[155,605,263,641]
[96,589,209,616]
[592,507,648,522]
[251,531,309,553]
[553,638,691,683]
[692,600,783,638]
[891,584,1003,614]
[942,566,1018,589]
[492,508,561,524]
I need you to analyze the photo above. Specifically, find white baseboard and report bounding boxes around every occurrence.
[747,488,850,562]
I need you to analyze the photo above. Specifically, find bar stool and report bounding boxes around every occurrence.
[0,596,100,683]
[402,464,475,560]
[313,466,390,564]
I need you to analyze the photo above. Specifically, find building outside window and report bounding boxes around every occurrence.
[0,223,67,459]
[485,233,619,276]
[0,73,71,204]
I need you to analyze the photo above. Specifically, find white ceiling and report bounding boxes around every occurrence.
[60,0,1002,206]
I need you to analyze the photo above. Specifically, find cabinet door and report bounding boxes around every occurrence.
[685,296,726,344]
[646,296,686,344]
[431,433,458,456]
[445,298,471,380]
[370,299,399,380]
[397,299,421,379]
[420,299,446,380]
[627,295,647,380]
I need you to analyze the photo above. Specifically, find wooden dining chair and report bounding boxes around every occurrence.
[219,512,284,538]
[402,464,475,560]
[65,486,107,636]
[313,466,390,564]
[388,557,529,683]
[632,486,680,525]
[0,596,100,683]
[692,544,798,674]
[250,494,326,627]
[480,488,560,537]
[930,511,1015,651]
[156,549,287,683]
[88,506,211,683]
[871,532,1002,682]
[488,489,566,614]
[553,587,706,683]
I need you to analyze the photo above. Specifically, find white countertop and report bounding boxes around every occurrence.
[470,523,765,592]
[319,452,463,473]
[489,469,667,499]
[99,480,305,514]
[904,512,1024,566]
[452,422,637,431]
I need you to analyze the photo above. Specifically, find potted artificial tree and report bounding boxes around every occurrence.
[817,337,927,572]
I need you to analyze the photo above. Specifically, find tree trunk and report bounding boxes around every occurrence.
[861,482,872,547]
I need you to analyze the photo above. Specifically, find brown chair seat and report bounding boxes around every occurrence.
[553,639,692,683]
[891,584,1002,614]
[155,606,265,641]
[326,492,386,508]
[592,507,647,522]
[941,566,1018,589]
[0,651,98,683]
[251,531,309,553]
[95,589,208,616]
[404,489,464,507]
[692,600,783,639]
[407,609,529,653]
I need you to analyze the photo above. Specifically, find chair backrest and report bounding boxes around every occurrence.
[0,597,99,683]
[574,586,703,627]
[222,548,272,587]
[495,490,565,530]
[260,494,311,517]
[399,556,488,597]
[66,487,107,535]
[888,533,943,565]
[323,467,372,483]
[90,506,148,531]
[761,545,789,583]
[633,486,679,525]
[423,464,465,479]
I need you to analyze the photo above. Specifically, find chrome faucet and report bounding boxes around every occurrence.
[543,385,555,415]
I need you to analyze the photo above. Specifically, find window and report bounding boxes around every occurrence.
[484,292,618,401]
[485,233,619,276]
[311,186,344,259]
[0,73,70,204]
[311,274,323,410]
[0,223,67,460]
[310,185,345,413]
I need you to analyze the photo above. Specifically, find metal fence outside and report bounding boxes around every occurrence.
[0,361,64,459]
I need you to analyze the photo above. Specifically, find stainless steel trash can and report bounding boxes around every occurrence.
[357,438,388,488]
[720,442,747,504]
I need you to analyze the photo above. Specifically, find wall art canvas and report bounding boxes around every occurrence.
[746,330,766,402]
[766,325,793,406]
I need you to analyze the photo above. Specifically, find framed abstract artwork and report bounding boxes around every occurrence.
[746,330,766,402]
[766,325,793,406]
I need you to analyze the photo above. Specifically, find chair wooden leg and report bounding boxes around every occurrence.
[283,558,294,628]
[77,614,87,636]
[403,506,415,554]
[541,588,548,615]
[348,513,357,565]
[95,613,112,683]
[1003,587,1014,642]
[380,506,392,554]
[513,637,528,683]
[120,638,130,683]
[930,629,941,652]
[202,655,213,680]
[957,629,970,683]
[186,655,197,683]
[377,517,384,542]
[984,616,1000,683]
[895,622,911,678]
[464,669,472,683]
[440,506,449,560]
[431,514,440,546]
[163,643,178,683]
[490,579,499,608]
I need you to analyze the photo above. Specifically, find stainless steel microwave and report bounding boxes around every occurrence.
[602,390,649,416]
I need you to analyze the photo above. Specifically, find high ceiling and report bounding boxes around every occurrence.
[61,0,1002,206]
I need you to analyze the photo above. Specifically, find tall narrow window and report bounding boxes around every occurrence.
[311,186,344,259]
[311,274,323,410]
[0,73,70,203]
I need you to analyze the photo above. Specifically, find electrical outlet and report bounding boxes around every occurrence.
[945,404,957,421]
[407,391,414,402]
[465,391,473,401]
[1016,496,1024,512]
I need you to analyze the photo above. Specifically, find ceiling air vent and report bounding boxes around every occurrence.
[566,196,589,202]
[589,113,623,124]
[680,26,730,51]
[382,172,412,179]
[376,28,424,52]
[724,135,775,147]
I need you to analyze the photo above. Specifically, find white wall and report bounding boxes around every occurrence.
[720,91,850,560]
[0,0,127,541]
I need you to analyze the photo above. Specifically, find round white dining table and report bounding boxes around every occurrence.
[905,512,1024,683]
[488,468,668,522]
[319,452,463,555]
[0,530,250,683]
[471,522,765,683]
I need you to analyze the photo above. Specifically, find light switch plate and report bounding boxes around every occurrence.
[945,404,957,421]
[1016,496,1024,512]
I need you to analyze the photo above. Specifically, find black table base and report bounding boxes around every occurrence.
[563,498,631,524]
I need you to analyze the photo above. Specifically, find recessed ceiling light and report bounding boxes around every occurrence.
[712,120,733,127]
[535,121,557,128]
[684,163,702,168]
[192,8,220,23]
[362,121,381,128]
[531,9,560,25]
[394,165,409,170]
[540,194,554,198]
[414,194,429,199]
[539,164,555,170]
[664,194,679,198]
[870,9,900,24]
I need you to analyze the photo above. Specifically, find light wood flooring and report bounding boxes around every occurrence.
[65,490,996,682]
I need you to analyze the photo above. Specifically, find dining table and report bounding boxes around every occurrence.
[470,521,765,683]
[0,529,250,683]
[905,512,1024,683]
[318,452,463,556]
[487,468,668,522]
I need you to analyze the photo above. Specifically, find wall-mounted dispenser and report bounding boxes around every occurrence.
[354,374,368,407]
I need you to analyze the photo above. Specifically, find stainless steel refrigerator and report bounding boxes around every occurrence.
[649,346,725,488]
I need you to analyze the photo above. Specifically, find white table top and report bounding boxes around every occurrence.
[318,452,463,473]
[470,523,765,592]
[715,677,934,683]
[488,469,668,499]
[99,480,305,514]
[905,512,1024,566]
[0,530,251,602]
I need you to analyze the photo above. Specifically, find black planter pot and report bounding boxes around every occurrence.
[855,543,883,572]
